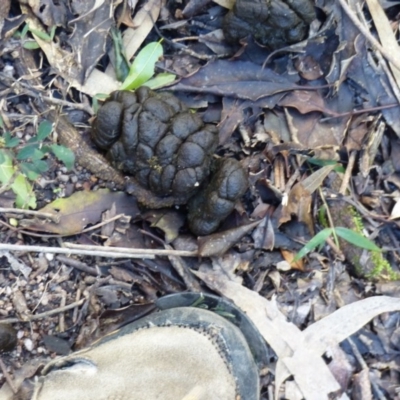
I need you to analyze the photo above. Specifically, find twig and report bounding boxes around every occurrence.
[80,213,126,233]
[72,288,82,323]
[0,357,17,394]
[59,290,67,333]
[0,298,86,324]
[0,243,156,259]
[339,150,357,195]
[0,207,60,223]
[37,95,94,116]
[56,255,100,276]
[63,242,198,257]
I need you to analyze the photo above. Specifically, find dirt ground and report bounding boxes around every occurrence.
[1,0,400,399]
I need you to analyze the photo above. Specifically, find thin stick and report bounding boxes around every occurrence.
[63,243,198,257]
[0,357,17,394]
[0,207,59,222]
[0,243,155,259]
[339,151,357,195]
[0,298,86,324]
[0,243,199,259]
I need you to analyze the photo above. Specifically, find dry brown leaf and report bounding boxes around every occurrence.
[281,249,304,271]
[0,251,32,278]
[144,209,185,243]
[365,0,400,89]
[123,0,161,60]
[21,5,120,96]
[20,189,139,236]
[390,198,400,219]
[0,0,10,36]
[280,165,335,234]
[197,219,261,257]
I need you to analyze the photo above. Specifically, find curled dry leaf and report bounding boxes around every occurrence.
[197,219,261,257]
[280,165,335,235]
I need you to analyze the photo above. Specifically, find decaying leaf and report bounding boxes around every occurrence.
[171,59,300,101]
[20,4,120,96]
[1,251,32,278]
[20,189,139,235]
[0,0,10,36]
[144,209,185,243]
[365,0,400,89]
[280,165,336,235]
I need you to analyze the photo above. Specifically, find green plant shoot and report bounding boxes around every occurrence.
[294,226,381,261]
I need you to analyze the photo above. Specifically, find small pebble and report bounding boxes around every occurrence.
[45,253,54,262]
[58,174,70,183]
[23,338,34,352]
[3,64,14,78]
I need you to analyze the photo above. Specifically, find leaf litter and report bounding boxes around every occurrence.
[2,0,400,398]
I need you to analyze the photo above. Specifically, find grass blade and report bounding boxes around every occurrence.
[294,228,333,261]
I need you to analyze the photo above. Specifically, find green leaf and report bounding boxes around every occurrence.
[3,132,20,148]
[20,24,29,39]
[0,150,15,184]
[5,136,20,148]
[20,160,49,180]
[12,174,36,209]
[32,159,49,173]
[50,144,75,170]
[294,228,333,261]
[29,28,52,41]
[307,158,345,173]
[37,120,53,140]
[23,41,40,50]
[120,41,163,90]
[49,25,56,41]
[17,145,43,160]
[0,150,36,208]
[335,227,381,252]
[20,163,40,180]
[145,72,176,90]
[0,115,4,130]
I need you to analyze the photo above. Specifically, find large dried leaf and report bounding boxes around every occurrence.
[21,5,120,95]
[345,36,400,137]
[20,189,139,235]
[28,0,67,27]
[67,0,113,84]
[365,0,400,88]
[171,60,300,101]
[195,266,400,399]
